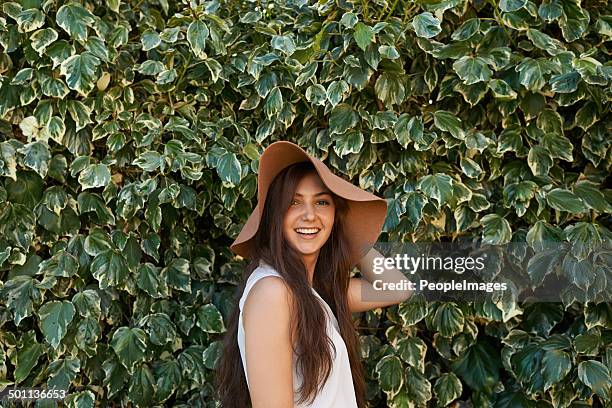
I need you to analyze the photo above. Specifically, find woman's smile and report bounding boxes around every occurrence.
[294,227,321,239]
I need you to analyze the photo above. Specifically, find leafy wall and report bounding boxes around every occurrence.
[0,0,611,406]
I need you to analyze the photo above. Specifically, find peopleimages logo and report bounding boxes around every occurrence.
[372,254,486,275]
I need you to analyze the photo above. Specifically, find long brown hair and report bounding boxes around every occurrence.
[215,161,366,407]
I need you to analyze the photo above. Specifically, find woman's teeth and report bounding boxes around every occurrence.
[295,228,320,235]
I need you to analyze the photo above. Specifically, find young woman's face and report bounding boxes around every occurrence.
[283,172,335,262]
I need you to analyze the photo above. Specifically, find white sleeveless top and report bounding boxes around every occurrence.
[237,261,358,407]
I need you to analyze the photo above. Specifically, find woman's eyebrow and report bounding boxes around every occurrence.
[294,192,332,197]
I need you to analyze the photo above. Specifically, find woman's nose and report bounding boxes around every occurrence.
[301,203,316,220]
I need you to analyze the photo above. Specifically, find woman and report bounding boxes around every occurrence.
[216,141,412,408]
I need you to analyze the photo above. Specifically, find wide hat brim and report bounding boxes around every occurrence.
[230,141,388,268]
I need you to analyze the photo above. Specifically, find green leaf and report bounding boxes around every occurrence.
[30,28,59,55]
[481,213,512,244]
[138,60,165,75]
[110,326,148,374]
[84,228,113,256]
[432,303,464,337]
[453,56,492,85]
[460,157,483,178]
[13,331,44,384]
[340,12,358,28]
[56,3,95,41]
[574,334,601,355]
[203,341,223,370]
[60,52,101,96]
[500,0,526,12]
[417,173,453,206]
[379,45,400,60]
[47,116,66,143]
[47,357,80,390]
[138,313,177,346]
[375,355,404,398]
[153,359,182,402]
[103,356,128,398]
[133,151,163,172]
[527,146,553,176]
[488,79,518,100]
[137,263,168,298]
[353,22,375,51]
[395,336,426,371]
[541,133,573,161]
[527,248,563,286]
[295,61,317,87]
[541,350,572,390]
[270,35,295,56]
[334,130,363,157]
[398,293,428,326]
[85,36,109,63]
[539,0,563,21]
[394,115,423,149]
[216,151,242,187]
[196,303,225,333]
[0,275,39,326]
[527,28,566,55]
[65,390,96,407]
[573,181,612,212]
[452,339,501,391]
[375,73,405,107]
[40,77,70,99]
[326,80,349,107]
[187,20,209,59]
[413,12,442,38]
[516,58,554,91]
[16,8,45,33]
[527,220,563,251]
[78,191,115,225]
[38,300,75,348]
[38,250,78,277]
[433,110,465,140]
[434,373,462,406]
[577,360,611,401]
[78,163,111,189]
[546,188,587,213]
[452,18,480,41]
[178,345,208,384]
[584,303,612,330]
[67,100,93,132]
[90,249,129,289]
[264,87,283,118]
[128,364,155,407]
[18,141,51,178]
[405,365,432,403]
[141,30,161,51]
[549,72,580,93]
[72,289,101,319]
[564,222,602,261]
[329,103,359,135]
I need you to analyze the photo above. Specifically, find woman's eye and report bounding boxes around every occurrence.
[291,200,299,205]
[318,200,330,206]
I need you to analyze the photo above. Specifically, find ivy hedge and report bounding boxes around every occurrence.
[0,0,611,406]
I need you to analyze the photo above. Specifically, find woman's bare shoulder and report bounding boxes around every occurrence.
[243,276,293,321]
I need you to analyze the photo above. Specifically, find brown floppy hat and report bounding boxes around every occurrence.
[230,141,388,268]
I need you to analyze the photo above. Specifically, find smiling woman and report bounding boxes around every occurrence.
[215,141,412,408]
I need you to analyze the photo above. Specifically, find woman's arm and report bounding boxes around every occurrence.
[242,276,295,408]
[348,247,413,313]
